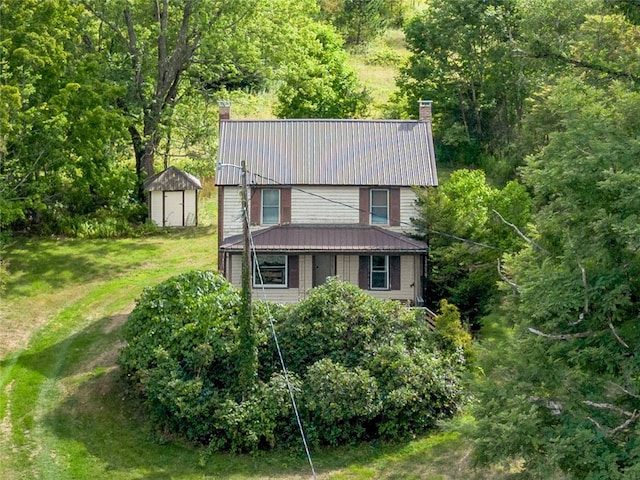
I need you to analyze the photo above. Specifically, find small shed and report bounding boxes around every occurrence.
[143,166,202,227]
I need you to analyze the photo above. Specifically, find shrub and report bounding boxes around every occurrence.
[120,274,467,451]
[301,358,381,445]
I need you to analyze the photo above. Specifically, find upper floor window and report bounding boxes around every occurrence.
[254,254,287,287]
[262,189,280,224]
[370,255,389,289]
[370,189,389,225]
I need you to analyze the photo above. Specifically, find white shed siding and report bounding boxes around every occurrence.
[150,190,164,226]
[184,190,198,226]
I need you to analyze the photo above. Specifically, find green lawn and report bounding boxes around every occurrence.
[0,217,521,479]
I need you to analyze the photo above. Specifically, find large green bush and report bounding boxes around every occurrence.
[119,273,466,451]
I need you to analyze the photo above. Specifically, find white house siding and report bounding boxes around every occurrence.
[150,190,164,226]
[228,253,419,304]
[222,186,244,238]
[399,187,420,233]
[222,186,420,236]
[333,254,417,302]
[184,190,197,226]
[291,187,359,224]
[228,253,311,303]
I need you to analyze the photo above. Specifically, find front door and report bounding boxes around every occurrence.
[313,254,336,287]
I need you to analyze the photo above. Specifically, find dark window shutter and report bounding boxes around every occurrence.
[359,188,369,225]
[281,188,291,224]
[250,187,261,225]
[288,255,299,288]
[390,255,401,290]
[359,255,369,289]
[390,188,401,226]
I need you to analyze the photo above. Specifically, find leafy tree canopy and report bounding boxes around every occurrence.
[473,77,640,479]
[273,23,371,119]
[413,169,532,326]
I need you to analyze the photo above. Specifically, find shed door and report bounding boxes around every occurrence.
[164,191,184,227]
[313,255,336,287]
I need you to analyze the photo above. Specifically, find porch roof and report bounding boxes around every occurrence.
[220,224,428,254]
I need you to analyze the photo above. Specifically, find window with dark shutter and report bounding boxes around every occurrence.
[370,255,389,289]
[288,255,299,288]
[250,187,261,225]
[359,188,369,225]
[359,255,369,289]
[390,255,401,290]
[262,189,280,224]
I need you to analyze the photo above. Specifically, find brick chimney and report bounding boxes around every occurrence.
[218,100,231,122]
[419,100,432,122]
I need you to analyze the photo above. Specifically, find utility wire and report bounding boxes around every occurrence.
[243,170,502,252]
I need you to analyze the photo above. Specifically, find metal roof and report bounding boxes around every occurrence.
[220,224,428,253]
[143,166,202,191]
[216,119,438,187]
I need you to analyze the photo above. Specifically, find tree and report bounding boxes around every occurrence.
[412,169,532,327]
[319,0,394,45]
[473,78,640,478]
[79,0,324,198]
[0,0,131,232]
[394,0,527,164]
[273,23,371,119]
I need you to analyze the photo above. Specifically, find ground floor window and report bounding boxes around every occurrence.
[370,255,389,290]
[254,254,287,287]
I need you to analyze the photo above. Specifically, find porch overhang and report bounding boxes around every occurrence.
[219,224,428,254]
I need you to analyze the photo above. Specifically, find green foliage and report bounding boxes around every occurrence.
[273,23,371,119]
[120,274,466,452]
[472,76,640,478]
[320,0,395,45]
[434,300,473,358]
[302,359,381,445]
[413,169,532,326]
[395,0,527,162]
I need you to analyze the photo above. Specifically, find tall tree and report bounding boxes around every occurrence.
[413,169,531,326]
[80,0,323,197]
[473,77,640,479]
[395,0,527,163]
[273,23,371,119]
[0,0,129,231]
[319,0,392,45]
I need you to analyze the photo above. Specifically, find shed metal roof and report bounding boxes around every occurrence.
[143,165,202,191]
[215,120,437,187]
[220,224,428,253]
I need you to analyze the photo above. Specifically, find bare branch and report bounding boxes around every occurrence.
[528,327,592,340]
[608,320,630,349]
[529,396,562,415]
[492,209,550,255]
[609,382,640,400]
[497,258,519,295]
[569,262,589,326]
[583,400,635,417]
[610,413,640,435]
[588,416,604,431]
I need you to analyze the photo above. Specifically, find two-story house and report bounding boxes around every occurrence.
[215,101,437,305]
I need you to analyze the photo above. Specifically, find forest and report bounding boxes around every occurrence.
[2,0,640,477]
